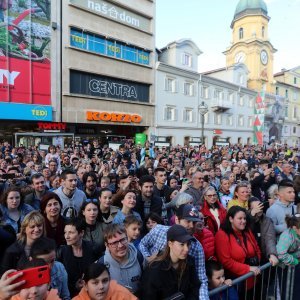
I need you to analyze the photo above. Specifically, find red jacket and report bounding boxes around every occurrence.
[194,227,215,260]
[215,229,261,289]
[201,201,227,235]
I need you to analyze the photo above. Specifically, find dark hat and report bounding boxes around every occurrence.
[176,204,201,222]
[167,224,195,243]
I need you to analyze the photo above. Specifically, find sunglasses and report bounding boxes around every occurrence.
[85,199,98,204]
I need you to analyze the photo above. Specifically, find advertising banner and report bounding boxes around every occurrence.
[0,0,52,119]
[70,28,150,66]
[69,0,151,32]
[70,70,150,102]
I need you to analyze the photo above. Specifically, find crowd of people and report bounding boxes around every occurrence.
[0,139,300,300]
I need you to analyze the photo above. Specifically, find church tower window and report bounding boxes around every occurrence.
[239,28,244,39]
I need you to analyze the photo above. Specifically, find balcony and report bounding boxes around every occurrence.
[210,99,232,112]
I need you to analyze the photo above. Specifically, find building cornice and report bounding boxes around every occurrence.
[157,62,200,80]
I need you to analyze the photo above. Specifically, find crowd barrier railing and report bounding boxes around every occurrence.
[208,262,296,300]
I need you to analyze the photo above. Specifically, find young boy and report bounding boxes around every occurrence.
[124,215,142,249]
[29,237,70,300]
[11,259,60,300]
[206,260,238,300]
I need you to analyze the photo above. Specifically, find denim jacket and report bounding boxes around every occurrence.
[0,203,34,233]
[51,261,71,300]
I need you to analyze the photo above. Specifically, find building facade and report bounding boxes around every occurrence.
[274,67,300,146]
[152,39,256,148]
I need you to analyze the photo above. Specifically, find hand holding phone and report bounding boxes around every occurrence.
[7,266,50,289]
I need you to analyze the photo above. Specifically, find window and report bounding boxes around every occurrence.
[276,86,279,95]
[183,109,194,122]
[239,95,244,106]
[238,73,244,85]
[214,89,224,100]
[228,92,235,104]
[293,127,297,134]
[239,28,244,39]
[165,77,178,93]
[293,91,297,101]
[285,89,289,98]
[238,115,244,126]
[248,117,253,127]
[293,106,297,119]
[284,126,288,134]
[202,86,210,99]
[227,115,233,126]
[182,53,192,67]
[262,26,265,38]
[285,106,288,117]
[249,97,254,108]
[164,106,177,121]
[183,82,194,96]
[214,113,222,125]
[294,77,297,84]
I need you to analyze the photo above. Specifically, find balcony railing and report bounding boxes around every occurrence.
[211,99,232,112]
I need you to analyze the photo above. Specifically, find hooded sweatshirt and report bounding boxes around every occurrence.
[72,280,137,300]
[102,243,142,294]
[266,200,297,235]
[54,186,86,219]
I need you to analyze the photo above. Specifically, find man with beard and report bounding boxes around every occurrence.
[82,171,100,199]
[139,204,209,299]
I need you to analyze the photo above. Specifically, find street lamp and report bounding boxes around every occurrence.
[199,101,208,145]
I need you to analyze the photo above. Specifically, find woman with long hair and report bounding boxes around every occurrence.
[0,187,34,234]
[201,186,227,235]
[98,188,119,225]
[215,206,261,295]
[1,211,45,273]
[141,224,200,299]
[40,192,65,247]
[79,198,106,254]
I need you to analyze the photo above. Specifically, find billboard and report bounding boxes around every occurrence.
[0,0,52,120]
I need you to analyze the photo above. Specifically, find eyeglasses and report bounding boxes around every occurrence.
[205,194,217,198]
[85,199,98,204]
[107,237,128,248]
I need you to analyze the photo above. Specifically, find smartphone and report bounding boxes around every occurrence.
[8,265,50,289]
[1,173,15,180]
[182,178,189,183]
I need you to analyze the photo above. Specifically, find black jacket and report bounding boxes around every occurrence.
[134,194,162,220]
[57,240,98,298]
[140,256,200,300]
[1,241,27,275]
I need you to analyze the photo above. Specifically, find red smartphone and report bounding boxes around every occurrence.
[8,265,50,289]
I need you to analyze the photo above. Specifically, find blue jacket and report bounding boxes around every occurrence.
[51,261,70,300]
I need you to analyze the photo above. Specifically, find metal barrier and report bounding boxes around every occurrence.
[208,262,297,300]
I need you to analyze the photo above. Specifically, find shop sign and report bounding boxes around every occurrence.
[69,0,151,32]
[0,103,52,121]
[37,122,67,130]
[70,70,150,103]
[0,2,51,112]
[70,28,150,65]
[86,111,142,123]
[213,129,223,134]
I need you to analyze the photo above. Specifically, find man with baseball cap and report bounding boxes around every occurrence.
[139,204,209,299]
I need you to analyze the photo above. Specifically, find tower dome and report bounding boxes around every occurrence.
[233,0,268,22]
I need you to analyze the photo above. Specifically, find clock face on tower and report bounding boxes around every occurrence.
[235,51,246,63]
[260,50,268,65]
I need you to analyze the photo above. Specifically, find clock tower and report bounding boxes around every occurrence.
[224,0,277,92]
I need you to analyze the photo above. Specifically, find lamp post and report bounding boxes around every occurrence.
[199,101,208,146]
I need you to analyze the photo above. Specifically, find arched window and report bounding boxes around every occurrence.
[239,28,244,39]
[262,26,265,38]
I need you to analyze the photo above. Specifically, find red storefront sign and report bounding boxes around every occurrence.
[0,57,50,105]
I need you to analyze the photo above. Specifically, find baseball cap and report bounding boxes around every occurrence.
[176,204,202,222]
[167,224,195,243]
